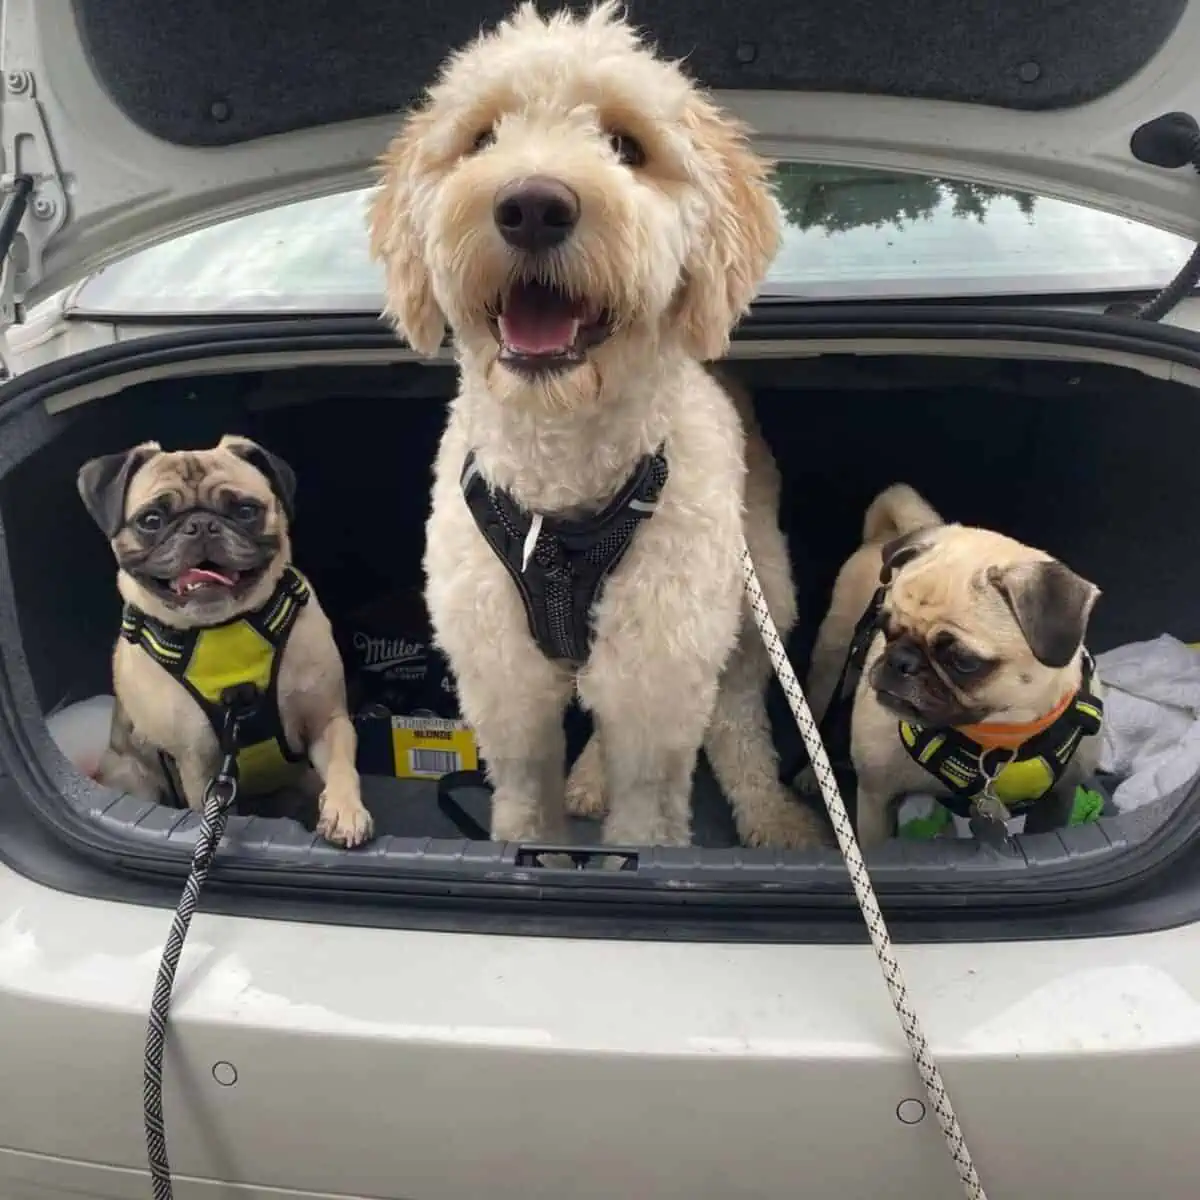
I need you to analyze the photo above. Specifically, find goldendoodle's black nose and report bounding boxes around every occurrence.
[494,176,580,251]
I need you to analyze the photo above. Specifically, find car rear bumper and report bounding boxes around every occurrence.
[1,862,1197,1199]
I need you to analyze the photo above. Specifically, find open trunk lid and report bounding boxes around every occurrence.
[4,0,1200,320]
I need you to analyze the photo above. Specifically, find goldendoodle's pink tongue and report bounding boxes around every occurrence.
[173,567,238,595]
[499,281,581,354]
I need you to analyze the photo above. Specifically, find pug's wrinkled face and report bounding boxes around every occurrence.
[868,525,1101,728]
[77,435,296,628]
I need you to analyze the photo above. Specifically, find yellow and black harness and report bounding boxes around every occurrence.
[120,566,312,799]
[784,577,1104,833]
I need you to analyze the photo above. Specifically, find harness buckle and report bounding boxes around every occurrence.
[219,682,261,742]
[205,683,262,811]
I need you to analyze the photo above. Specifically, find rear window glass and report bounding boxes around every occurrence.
[69,163,1195,316]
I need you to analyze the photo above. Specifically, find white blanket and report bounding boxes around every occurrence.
[895,635,1200,835]
[1095,635,1200,812]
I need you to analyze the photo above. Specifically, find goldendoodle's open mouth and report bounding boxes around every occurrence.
[489,280,612,375]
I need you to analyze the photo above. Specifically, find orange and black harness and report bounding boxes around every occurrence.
[896,653,1103,820]
[785,577,1104,832]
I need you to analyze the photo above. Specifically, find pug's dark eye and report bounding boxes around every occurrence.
[231,499,263,524]
[134,508,164,534]
[471,128,496,154]
[609,133,646,167]
[945,647,986,676]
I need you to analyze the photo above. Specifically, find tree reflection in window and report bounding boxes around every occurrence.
[774,163,1037,235]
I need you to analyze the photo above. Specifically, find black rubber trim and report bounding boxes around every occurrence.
[19,299,1200,391]
[3,304,1200,943]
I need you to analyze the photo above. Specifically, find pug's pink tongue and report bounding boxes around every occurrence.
[499,281,580,354]
[174,567,237,595]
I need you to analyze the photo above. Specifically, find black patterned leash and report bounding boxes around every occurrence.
[144,686,258,1200]
[740,544,987,1200]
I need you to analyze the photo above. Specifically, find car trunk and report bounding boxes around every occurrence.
[2,331,1196,896]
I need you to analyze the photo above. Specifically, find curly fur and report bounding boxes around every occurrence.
[369,2,823,849]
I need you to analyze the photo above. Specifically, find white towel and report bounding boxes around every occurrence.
[46,693,115,780]
[1096,634,1200,812]
[895,634,1200,831]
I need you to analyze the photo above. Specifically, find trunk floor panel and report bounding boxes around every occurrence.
[236,760,745,848]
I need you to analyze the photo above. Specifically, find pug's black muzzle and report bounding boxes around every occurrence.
[122,508,279,583]
[871,635,984,727]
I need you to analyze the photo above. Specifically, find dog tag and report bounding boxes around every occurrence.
[969,796,1013,848]
[971,749,1018,848]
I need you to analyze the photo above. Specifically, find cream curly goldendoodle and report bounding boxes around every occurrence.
[368,2,824,849]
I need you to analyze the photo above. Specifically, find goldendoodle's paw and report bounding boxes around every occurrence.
[317,789,374,848]
[739,791,828,849]
[490,789,569,848]
[565,743,606,818]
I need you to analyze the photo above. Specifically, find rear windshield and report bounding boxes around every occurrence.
[68,163,1195,316]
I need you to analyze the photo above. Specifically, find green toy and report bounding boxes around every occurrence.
[1068,785,1106,826]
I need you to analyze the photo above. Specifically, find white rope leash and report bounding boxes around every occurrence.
[740,543,987,1200]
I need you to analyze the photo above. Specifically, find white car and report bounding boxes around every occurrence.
[4,2,1200,1198]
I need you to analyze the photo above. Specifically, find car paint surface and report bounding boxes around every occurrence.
[0,862,1198,1198]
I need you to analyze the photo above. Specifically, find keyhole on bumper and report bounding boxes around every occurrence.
[212,1060,238,1087]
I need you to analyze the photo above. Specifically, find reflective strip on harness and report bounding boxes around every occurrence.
[461,448,669,663]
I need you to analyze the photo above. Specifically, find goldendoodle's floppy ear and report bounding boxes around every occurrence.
[367,110,447,357]
[676,99,781,361]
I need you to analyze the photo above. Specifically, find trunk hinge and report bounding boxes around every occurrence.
[1110,112,1200,323]
[0,67,68,374]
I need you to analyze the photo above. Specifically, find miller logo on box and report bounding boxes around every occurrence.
[339,588,461,718]
[351,631,429,682]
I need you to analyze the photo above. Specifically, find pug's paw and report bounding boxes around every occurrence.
[317,787,375,848]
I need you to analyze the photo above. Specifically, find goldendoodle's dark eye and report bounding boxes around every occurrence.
[610,133,646,167]
[471,128,496,153]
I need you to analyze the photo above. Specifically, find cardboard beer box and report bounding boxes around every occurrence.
[340,589,480,781]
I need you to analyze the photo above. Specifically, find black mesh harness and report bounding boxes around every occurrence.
[461,448,669,663]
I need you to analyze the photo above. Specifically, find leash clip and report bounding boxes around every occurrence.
[202,769,239,813]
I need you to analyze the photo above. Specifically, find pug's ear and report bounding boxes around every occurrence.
[76,442,161,539]
[988,560,1101,668]
[219,435,297,522]
[879,529,935,584]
